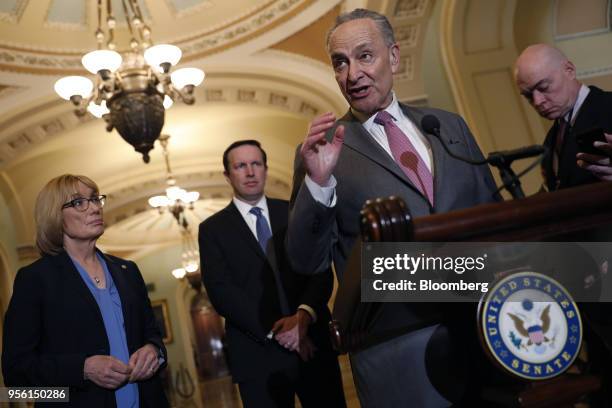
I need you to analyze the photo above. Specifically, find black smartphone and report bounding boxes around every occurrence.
[576,128,607,155]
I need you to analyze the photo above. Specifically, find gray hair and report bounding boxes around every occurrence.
[326,9,396,53]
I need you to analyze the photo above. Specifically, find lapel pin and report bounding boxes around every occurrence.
[121,264,127,269]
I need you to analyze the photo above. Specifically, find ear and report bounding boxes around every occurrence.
[562,60,576,80]
[389,43,400,74]
[223,170,230,184]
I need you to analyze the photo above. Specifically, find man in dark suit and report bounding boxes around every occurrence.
[514,43,612,190]
[287,8,499,407]
[198,140,345,408]
[515,43,612,408]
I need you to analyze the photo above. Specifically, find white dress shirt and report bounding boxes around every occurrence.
[304,92,433,206]
[232,195,317,322]
[566,84,590,126]
[232,195,272,239]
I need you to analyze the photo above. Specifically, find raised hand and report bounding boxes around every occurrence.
[300,112,345,186]
[577,133,612,181]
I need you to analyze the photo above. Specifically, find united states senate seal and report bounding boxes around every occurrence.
[478,271,582,380]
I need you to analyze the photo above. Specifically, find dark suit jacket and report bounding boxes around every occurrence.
[543,86,612,191]
[286,104,500,404]
[198,198,334,382]
[1,250,168,408]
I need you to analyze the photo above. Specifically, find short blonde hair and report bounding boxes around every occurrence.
[35,174,99,256]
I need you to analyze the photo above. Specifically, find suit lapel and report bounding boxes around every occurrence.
[267,199,286,236]
[558,86,601,186]
[224,202,268,262]
[571,87,602,134]
[401,104,447,209]
[341,112,414,186]
[54,251,105,332]
[340,106,433,205]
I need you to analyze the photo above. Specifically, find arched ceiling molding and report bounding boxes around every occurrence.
[343,0,369,12]
[202,49,347,113]
[0,0,338,76]
[376,0,435,105]
[438,0,546,196]
[205,0,342,60]
[0,65,343,170]
[0,73,61,123]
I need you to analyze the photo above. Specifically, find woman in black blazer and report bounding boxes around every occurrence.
[2,174,169,407]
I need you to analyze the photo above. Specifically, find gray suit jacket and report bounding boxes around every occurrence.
[288,103,499,279]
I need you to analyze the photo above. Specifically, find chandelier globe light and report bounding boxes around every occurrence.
[53,0,205,163]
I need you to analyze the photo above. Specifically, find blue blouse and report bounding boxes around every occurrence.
[71,253,139,408]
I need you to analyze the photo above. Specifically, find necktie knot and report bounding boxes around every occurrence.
[374,110,394,126]
[249,207,263,217]
[250,206,271,252]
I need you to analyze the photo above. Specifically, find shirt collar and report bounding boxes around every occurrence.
[351,92,400,127]
[566,84,590,124]
[232,195,268,218]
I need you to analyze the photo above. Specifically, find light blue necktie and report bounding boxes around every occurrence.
[250,207,272,252]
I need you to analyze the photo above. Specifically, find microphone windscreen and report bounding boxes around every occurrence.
[421,114,441,135]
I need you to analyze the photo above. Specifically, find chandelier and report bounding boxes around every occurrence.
[146,134,201,284]
[148,134,199,224]
[53,0,205,163]
[172,227,200,281]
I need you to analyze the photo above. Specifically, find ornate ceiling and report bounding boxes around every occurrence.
[0,0,442,258]
[0,0,351,257]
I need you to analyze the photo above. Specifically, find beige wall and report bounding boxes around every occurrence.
[434,0,611,197]
[422,0,458,112]
[439,0,546,196]
[134,245,204,408]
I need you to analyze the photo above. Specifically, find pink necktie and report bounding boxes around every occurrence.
[374,111,434,206]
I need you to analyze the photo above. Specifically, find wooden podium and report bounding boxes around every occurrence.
[330,181,612,407]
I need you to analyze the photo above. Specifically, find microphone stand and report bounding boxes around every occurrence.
[487,154,526,199]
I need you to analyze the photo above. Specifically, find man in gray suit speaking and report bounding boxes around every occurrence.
[287,8,500,407]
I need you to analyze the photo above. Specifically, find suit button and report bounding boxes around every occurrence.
[312,217,320,233]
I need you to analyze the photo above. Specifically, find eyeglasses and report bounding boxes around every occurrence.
[62,195,106,212]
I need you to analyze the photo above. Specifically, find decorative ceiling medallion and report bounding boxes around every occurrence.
[173,0,309,60]
[163,0,214,18]
[0,0,27,24]
[44,0,87,30]
[394,0,428,19]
